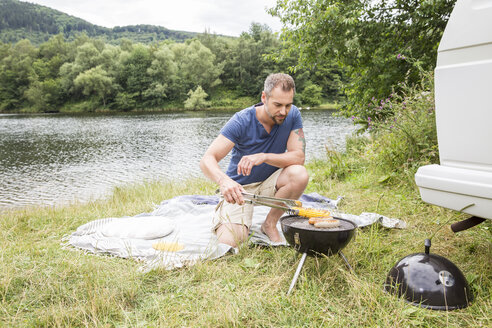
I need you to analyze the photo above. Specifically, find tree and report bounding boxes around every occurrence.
[231,24,281,96]
[74,66,114,107]
[298,83,323,107]
[24,79,62,112]
[0,39,37,110]
[184,85,210,110]
[117,44,152,104]
[59,39,106,98]
[171,40,222,99]
[145,44,177,105]
[270,0,455,119]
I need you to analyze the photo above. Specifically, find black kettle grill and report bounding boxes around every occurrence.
[280,215,357,295]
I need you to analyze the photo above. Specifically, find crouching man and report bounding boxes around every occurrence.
[200,73,308,247]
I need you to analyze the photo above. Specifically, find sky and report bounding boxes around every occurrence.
[20,0,283,37]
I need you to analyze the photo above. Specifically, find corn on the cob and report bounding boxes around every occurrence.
[293,207,331,218]
[152,242,184,252]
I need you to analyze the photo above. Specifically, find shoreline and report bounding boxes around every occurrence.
[0,103,340,115]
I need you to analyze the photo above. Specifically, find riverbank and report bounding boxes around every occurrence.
[1,168,490,326]
[0,99,339,114]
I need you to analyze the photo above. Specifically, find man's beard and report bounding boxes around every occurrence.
[265,103,286,125]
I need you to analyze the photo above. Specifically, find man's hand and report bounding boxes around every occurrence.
[219,176,246,205]
[237,153,267,176]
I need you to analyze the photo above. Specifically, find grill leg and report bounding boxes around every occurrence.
[287,252,308,296]
[338,251,353,272]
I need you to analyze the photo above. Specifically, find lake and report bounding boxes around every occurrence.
[0,110,357,210]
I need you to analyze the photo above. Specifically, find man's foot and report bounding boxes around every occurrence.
[261,221,283,243]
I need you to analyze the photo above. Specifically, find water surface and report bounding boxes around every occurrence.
[0,110,356,209]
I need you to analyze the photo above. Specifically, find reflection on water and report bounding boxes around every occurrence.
[0,110,357,209]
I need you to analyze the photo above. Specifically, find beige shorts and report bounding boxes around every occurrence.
[212,169,283,231]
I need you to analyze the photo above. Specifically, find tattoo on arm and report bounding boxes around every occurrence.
[294,129,306,153]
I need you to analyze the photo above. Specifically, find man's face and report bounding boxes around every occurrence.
[262,86,294,125]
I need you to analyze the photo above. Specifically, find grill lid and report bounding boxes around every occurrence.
[384,239,473,310]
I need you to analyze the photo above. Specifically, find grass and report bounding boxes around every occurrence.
[1,170,491,327]
[312,101,340,110]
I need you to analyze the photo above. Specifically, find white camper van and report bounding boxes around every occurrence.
[415,0,492,229]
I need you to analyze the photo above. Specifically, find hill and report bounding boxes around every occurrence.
[0,0,199,45]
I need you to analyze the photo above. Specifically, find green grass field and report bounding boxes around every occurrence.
[1,170,490,327]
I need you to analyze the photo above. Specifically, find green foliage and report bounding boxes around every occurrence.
[171,40,222,99]
[107,25,198,44]
[230,24,280,95]
[74,66,114,107]
[309,136,369,181]
[0,21,342,112]
[184,85,210,110]
[0,39,37,110]
[297,83,322,107]
[146,45,176,103]
[117,44,153,103]
[0,0,108,43]
[208,87,257,109]
[114,92,137,111]
[270,0,455,119]
[24,78,63,111]
[315,72,438,185]
[0,1,198,45]
[364,73,439,179]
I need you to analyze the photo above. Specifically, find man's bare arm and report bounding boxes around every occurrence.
[294,128,306,154]
[200,135,245,204]
[236,128,306,176]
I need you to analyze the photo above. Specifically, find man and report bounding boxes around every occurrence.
[200,73,308,247]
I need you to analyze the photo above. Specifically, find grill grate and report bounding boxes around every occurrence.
[282,216,356,232]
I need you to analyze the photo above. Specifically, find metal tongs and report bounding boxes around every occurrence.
[241,192,303,216]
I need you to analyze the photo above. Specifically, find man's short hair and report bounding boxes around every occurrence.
[264,73,296,98]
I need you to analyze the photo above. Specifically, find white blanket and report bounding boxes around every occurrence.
[64,193,405,271]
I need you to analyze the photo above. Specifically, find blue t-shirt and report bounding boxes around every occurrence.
[220,103,303,185]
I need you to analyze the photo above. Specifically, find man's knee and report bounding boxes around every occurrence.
[216,224,249,247]
[282,165,309,189]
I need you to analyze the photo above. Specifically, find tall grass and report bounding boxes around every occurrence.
[1,176,490,327]
[312,72,438,187]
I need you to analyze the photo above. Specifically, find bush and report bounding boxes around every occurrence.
[315,72,438,186]
[24,79,63,112]
[298,83,323,107]
[184,85,210,110]
[365,72,438,176]
[114,92,137,111]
